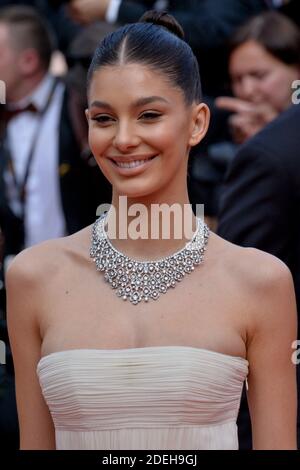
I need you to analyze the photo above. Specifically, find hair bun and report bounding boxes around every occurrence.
[139,10,185,40]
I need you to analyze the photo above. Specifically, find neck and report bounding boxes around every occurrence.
[105,188,198,261]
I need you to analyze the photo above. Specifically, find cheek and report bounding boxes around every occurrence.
[232,82,243,99]
[88,128,114,179]
[88,127,110,156]
[0,58,10,77]
[263,67,295,92]
[156,118,190,148]
[149,127,175,151]
[7,56,18,75]
[261,71,295,106]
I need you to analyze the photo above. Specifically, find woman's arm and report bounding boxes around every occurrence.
[6,250,56,449]
[246,254,297,449]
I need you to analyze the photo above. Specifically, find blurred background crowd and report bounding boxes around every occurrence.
[0,0,299,450]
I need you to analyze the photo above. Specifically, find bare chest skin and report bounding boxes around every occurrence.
[39,229,248,360]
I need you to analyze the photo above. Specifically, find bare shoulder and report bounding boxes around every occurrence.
[227,241,290,287]
[211,238,298,449]
[211,233,292,288]
[211,233,296,326]
[6,226,92,291]
[4,232,95,451]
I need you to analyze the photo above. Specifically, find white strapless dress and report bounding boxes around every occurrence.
[37,346,248,450]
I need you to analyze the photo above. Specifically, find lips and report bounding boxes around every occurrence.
[105,154,158,176]
[113,157,156,168]
[108,155,157,169]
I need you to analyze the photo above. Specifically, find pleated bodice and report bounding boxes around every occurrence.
[37,346,248,450]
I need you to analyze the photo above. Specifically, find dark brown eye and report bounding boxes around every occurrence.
[92,115,115,124]
[140,112,162,120]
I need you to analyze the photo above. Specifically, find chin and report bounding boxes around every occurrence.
[118,188,157,200]
[114,180,163,201]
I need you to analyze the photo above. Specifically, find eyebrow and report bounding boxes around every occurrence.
[90,96,170,109]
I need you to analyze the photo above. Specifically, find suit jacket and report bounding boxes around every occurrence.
[218,104,300,314]
[118,0,268,96]
[0,84,112,257]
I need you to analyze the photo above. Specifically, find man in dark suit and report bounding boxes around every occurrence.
[0,5,111,448]
[0,4,111,259]
[218,103,300,448]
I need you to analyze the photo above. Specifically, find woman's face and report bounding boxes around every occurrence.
[229,39,300,112]
[86,63,209,200]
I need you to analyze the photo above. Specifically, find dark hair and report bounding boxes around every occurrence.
[87,10,202,105]
[229,11,300,66]
[0,5,55,70]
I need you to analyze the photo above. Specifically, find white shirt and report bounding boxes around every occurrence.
[4,74,66,248]
[105,0,169,23]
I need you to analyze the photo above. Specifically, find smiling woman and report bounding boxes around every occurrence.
[86,62,207,203]
[6,11,298,450]
[85,11,206,206]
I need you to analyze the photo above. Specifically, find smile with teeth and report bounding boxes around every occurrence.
[111,156,156,168]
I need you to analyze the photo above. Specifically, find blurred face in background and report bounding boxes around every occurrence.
[0,22,22,101]
[0,21,43,102]
[229,39,300,112]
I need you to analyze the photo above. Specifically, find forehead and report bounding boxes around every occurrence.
[229,40,277,72]
[88,63,183,103]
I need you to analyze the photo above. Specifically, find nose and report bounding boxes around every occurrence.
[113,121,140,153]
[239,76,257,102]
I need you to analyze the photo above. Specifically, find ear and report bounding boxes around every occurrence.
[188,103,210,147]
[19,48,40,76]
[85,108,89,124]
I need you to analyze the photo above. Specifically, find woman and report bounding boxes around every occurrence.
[216,11,300,143]
[6,11,297,450]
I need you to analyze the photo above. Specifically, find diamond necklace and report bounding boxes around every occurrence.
[90,214,209,305]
